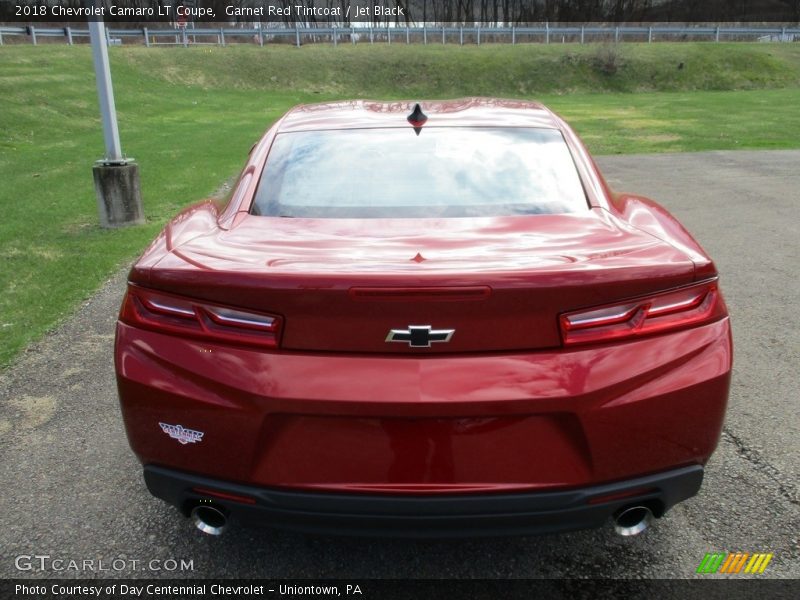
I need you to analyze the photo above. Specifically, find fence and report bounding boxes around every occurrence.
[0,24,798,47]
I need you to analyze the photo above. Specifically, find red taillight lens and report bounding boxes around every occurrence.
[120,285,281,349]
[560,280,725,346]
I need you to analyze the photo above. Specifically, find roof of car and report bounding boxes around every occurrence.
[276,98,561,133]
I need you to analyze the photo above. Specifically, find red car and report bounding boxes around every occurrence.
[115,99,731,537]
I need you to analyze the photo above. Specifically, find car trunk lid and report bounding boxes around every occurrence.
[144,209,697,353]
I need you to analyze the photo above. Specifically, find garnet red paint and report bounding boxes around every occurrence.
[115,99,732,536]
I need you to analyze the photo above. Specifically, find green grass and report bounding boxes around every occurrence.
[546,88,800,154]
[120,42,800,94]
[1,43,800,368]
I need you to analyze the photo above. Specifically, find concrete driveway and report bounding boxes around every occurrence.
[0,150,797,580]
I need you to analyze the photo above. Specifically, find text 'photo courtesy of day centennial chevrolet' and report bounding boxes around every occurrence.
[114,98,732,538]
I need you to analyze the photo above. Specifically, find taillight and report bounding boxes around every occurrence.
[560,280,725,346]
[120,285,281,349]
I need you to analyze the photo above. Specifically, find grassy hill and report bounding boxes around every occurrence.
[118,42,800,94]
[1,42,800,369]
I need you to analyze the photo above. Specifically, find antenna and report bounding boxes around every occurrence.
[407,103,427,136]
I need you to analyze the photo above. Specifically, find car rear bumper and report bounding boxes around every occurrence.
[117,318,731,495]
[144,464,703,537]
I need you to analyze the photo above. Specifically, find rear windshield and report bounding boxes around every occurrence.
[251,127,588,218]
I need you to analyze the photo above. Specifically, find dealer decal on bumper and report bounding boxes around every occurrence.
[158,422,204,445]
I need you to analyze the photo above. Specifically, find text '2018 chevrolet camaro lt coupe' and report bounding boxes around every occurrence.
[115,99,731,537]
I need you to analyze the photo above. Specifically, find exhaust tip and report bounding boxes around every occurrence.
[190,504,228,536]
[613,505,653,537]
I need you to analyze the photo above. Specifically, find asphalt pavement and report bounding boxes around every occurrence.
[0,150,798,580]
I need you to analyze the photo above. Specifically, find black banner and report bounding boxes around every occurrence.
[2,1,800,24]
[2,579,800,600]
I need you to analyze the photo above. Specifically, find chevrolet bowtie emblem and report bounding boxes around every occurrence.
[385,325,455,348]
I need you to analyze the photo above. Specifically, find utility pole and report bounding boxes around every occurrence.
[89,13,144,227]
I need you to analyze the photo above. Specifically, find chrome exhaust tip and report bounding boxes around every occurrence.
[613,505,653,537]
[190,504,228,536]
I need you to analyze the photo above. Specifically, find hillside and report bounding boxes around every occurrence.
[116,42,800,95]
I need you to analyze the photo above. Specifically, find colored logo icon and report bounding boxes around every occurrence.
[697,552,773,574]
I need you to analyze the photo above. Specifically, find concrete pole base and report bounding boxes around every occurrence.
[93,161,144,228]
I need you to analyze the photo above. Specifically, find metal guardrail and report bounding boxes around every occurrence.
[0,25,798,47]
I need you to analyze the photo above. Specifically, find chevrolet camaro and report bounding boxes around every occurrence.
[115,98,732,537]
